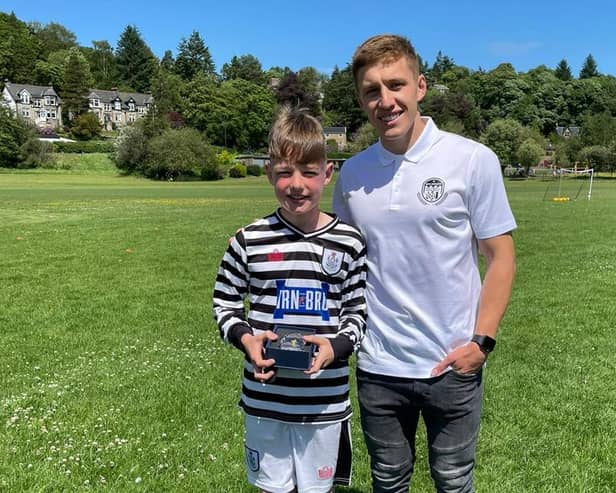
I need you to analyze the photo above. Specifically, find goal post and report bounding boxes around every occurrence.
[543,167,594,202]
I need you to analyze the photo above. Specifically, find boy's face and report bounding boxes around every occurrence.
[356,56,427,154]
[266,160,333,225]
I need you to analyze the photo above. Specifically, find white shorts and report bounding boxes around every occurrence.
[244,415,351,493]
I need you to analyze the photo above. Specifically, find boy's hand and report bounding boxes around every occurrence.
[240,331,278,382]
[302,336,334,375]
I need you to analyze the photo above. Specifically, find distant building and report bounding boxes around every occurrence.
[433,83,449,94]
[555,126,581,138]
[235,154,270,167]
[2,81,63,129]
[87,89,153,131]
[323,126,347,151]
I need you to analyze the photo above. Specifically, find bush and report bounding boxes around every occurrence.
[228,163,247,178]
[52,140,115,153]
[144,128,215,180]
[0,107,52,168]
[113,124,148,174]
[19,138,53,169]
[71,112,102,140]
[246,164,263,176]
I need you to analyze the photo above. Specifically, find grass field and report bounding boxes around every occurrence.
[1,155,615,492]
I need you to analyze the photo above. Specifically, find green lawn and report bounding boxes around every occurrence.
[1,158,615,492]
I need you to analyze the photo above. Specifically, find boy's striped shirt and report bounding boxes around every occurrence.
[213,210,367,423]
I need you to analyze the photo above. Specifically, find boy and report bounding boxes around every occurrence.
[333,35,516,492]
[213,106,367,493]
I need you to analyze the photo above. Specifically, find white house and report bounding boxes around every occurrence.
[2,81,63,129]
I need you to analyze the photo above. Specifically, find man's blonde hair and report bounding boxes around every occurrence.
[268,105,326,165]
[352,34,420,89]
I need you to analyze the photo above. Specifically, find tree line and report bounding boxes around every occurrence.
[2,10,616,175]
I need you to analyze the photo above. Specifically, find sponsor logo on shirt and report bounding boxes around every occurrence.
[317,465,334,480]
[418,177,448,205]
[273,280,330,321]
[267,249,284,262]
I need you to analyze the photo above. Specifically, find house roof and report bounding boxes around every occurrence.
[3,81,60,101]
[323,127,346,135]
[87,89,153,106]
[556,126,581,137]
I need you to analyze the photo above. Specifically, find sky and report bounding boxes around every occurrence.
[3,0,616,77]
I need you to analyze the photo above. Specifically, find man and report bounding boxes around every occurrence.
[333,34,516,493]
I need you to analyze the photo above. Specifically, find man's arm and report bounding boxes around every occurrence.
[432,232,515,376]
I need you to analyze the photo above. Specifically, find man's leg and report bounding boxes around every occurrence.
[421,370,484,493]
[357,369,420,493]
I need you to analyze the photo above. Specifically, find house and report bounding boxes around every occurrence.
[323,126,347,151]
[556,126,581,138]
[87,89,153,131]
[2,81,63,129]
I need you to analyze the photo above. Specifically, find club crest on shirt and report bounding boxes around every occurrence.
[245,446,260,472]
[321,247,344,275]
[418,177,448,205]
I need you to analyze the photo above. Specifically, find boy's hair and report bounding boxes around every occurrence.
[268,105,326,165]
[352,34,420,88]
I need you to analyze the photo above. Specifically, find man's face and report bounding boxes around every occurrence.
[357,56,427,154]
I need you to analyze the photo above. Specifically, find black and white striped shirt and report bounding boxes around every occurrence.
[213,210,367,424]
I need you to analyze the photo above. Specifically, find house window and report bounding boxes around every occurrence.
[104,103,111,111]
[115,114,122,122]
[33,99,42,107]
[114,101,122,110]
[47,111,56,118]
[21,93,31,104]
[22,110,30,117]
[45,96,56,105]
[92,99,100,107]
[128,102,135,111]
[138,106,145,114]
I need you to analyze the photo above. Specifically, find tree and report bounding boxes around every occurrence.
[221,54,265,84]
[116,25,158,92]
[322,65,365,135]
[428,51,455,84]
[276,71,318,113]
[160,50,175,72]
[70,112,102,140]
[579,145,610,171]
[175,31,215,80]
[554,59,573,81]
[517,138,544,175]
[61,47,94,121]
[84,40,117,89]
[480,118,523,165]
[0,12,41,83]
[29,22,77,59]
[150,67,184,118]
[297,67,327,115]
[579,54,599,79]
[0,106,51,168]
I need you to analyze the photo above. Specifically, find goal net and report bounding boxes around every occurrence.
[543,168,594,202]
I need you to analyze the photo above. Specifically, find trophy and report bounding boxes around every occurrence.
[265,325,316,370]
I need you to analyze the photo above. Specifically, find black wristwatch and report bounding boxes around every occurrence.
[471,334,496,355]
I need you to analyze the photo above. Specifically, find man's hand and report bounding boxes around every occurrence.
[302,335,334,375]
[240,331,278,382]
[431,341,486,377]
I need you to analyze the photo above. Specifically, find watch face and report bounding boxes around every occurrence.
[473,335,496,352]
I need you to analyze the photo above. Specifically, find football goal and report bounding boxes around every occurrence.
[543,167,594,202]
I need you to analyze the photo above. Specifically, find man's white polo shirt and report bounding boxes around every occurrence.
[333,118,516,378]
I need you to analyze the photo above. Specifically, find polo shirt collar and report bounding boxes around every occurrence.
[377,117,440,166]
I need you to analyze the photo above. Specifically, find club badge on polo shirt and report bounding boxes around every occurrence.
[321,247,343,275]
[418,177,448,206]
